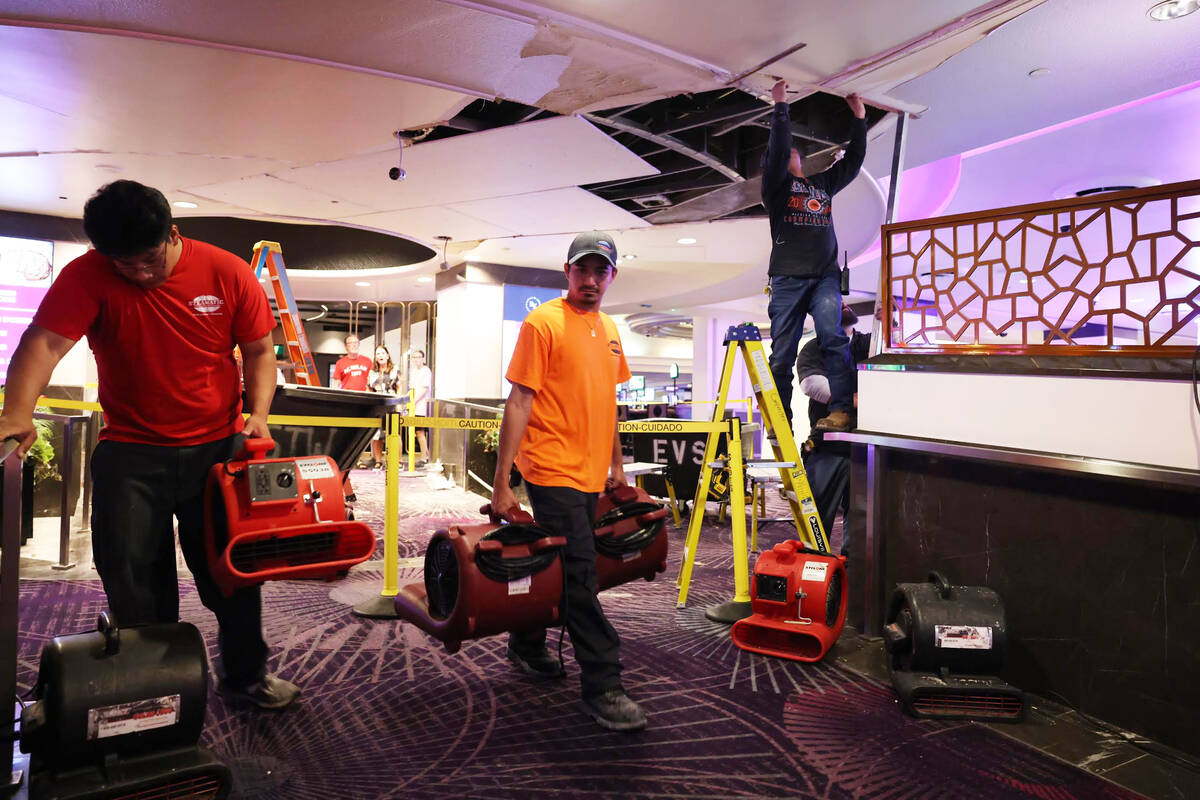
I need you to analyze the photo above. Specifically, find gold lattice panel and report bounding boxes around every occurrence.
[883,181,1200,354]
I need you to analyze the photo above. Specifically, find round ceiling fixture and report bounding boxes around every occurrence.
[1147,0,1199,20]
[417,276,433,283]
[1051,175,1160,201]
[676,237,697,245]
[173,200,198,209]
[354,281,371,287]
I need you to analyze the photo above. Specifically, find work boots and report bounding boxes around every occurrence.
[813,410,853,433]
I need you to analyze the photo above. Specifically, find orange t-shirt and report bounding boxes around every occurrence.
[506,298,631,492]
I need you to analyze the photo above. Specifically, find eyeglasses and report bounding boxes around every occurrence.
[112,242,168,274]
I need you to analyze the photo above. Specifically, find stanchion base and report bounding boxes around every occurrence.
[704,599,753,624]
[351,595,400,619]
[50,562,77,571]
[8,741,29,798]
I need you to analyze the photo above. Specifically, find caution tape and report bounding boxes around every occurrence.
[618,419,727,433]
[3,396,734,436]
[400,416,501,431]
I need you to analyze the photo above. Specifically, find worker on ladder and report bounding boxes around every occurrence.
[761,79,867,434]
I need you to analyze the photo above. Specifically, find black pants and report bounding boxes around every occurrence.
[510,482,623,697]
[804,449,851,558]
[90,434,268,688]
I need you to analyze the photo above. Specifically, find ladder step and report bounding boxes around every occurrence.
[746,460,796,468]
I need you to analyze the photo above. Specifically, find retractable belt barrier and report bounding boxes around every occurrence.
[10,396,775,625]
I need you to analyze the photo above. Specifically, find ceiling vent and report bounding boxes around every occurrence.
[1052,176,1159,200]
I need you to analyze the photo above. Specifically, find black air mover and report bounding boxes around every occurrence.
[883,573,1026,722]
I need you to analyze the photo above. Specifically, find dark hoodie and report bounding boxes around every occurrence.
[761,102,866,278]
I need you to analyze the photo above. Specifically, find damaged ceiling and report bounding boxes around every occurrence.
[1,0,1197,317]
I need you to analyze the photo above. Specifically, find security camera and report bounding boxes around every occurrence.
[389,166,406,181]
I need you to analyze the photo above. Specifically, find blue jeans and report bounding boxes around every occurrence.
[767,271,852,425]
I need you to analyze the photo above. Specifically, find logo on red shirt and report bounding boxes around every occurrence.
[189,295,225,314]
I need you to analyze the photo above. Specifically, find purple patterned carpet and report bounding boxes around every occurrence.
[12,469,1143,799]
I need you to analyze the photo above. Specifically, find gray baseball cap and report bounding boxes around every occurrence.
[567,231,618,268]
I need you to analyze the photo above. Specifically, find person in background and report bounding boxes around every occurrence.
[367,345,399,469]
[796,304,871,557]
[490,230,646,733]
[0,180,299,709]
[332,332,372,502]
[332,333,371,391]
[408,349,432,467]
[762,79,867,435]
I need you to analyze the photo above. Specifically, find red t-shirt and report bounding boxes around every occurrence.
[333,354,372,391]
[32,238,275,445]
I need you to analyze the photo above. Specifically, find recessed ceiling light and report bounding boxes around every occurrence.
[172,200,198,209]
[417,276,433,283]
[623,254,637,260]
[1148,0,1199,20]
[1027,67,1050,78]
[354,281,371,287]
[677,237,697,245]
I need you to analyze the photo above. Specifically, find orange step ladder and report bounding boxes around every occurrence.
[250,241,320,386]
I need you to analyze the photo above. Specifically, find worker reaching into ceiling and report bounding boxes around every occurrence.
[762,79,867,434]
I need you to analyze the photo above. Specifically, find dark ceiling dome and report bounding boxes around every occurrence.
[177,217,435,270]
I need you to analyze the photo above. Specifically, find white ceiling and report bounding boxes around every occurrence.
[1,0,1198,324]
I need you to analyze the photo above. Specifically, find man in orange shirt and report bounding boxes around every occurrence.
[491,231,645,732]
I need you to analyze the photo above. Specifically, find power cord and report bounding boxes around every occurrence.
[475,523,562,584]
[594,501,666,558]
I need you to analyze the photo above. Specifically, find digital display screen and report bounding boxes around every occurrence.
[627,374,645,391]
[0,236,55,382]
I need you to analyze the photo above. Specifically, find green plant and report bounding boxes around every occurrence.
[27,417,58,483]
[476,428,499,453]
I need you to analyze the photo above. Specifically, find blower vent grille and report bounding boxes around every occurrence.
[825,570,843,627]
[107,773,225,800]
[229,531,338,572]
[911,691,1024,720]
[424,536,459,619]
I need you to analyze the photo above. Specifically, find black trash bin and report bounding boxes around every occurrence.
[260,385,404,473]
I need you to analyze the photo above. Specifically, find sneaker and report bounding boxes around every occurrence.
[813,410,853,433]
[222,674,301,710]
[581,688,646,732]
[505,646,565,680]
[344,493,357,504]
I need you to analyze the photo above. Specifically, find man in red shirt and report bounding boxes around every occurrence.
[332,334,371,391]
[0,180,298,709]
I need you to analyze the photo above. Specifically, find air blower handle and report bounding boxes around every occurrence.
[928,571,953,600]
[237,436,277,462]
[479,503,536,526]
[98,610,120,655]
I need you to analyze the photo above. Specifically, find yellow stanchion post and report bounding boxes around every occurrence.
[383,411,401,595]
[407,388,417,474]
[727,418,751,606]
[352,411,403,619]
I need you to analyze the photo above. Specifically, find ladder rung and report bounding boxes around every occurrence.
[746,460,796,468]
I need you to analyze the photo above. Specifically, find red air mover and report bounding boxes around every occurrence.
[594,485,670,591]
[394,506,567,654]
[731,540,847,662]
[204,437,375,595]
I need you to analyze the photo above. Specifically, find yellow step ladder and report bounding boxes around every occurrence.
[676,323,829,622]
[250,241,321,386]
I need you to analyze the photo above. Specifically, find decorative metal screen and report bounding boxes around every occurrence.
[882,179,1200,355]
